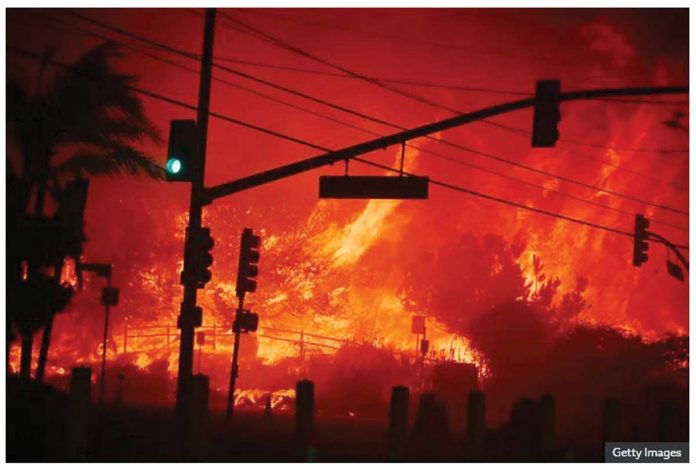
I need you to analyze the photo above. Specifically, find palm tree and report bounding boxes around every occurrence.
[7,42,165,380]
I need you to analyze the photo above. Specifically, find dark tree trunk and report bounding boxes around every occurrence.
[19,329,33,380]
[36,316,53,381]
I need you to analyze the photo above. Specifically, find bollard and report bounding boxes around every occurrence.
[295,380,315,438]
[414,393,439,437]
[467,390,485,460]
[295,380,315,461]
[182,374,209,461]
[539,394,555,460]
[603,397,621,444]
[387,385,409,461]
[67,367,92,461]
[656,402,673,441]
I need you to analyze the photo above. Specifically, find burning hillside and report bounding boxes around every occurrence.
[7,9,688,431]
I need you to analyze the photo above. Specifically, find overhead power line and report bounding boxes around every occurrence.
[221,12,689,152]
[62,8,689,204]
[39,12,688,233]
[229,9,690,109]
[53,8,688,215]
[8,44,688,251]
[483,119,690,154]
[215,12,689,217]
[8,45,324,151]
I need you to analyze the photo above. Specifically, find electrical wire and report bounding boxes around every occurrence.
[38,12,688,233]
[221,12,689,152]
[483,119,690,154]
[62,8,689,205]
[215,12,690,216]
[8,44,688,251]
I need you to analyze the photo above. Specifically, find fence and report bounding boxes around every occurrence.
[122,323,351,357]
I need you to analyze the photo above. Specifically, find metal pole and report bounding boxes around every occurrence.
[197,343,202,374]
[99,275,111,404]
[175,8,216,415]
[227,302,243,419]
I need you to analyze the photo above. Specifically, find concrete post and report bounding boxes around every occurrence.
[387,385,409,460]
[295,380,314,439]
[467,390,485,459]
[603,397,621,444]
[66,367,91,460]
[182,374,209,461]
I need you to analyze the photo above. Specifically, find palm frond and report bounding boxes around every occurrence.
[48,42,161,146]
[54,146,166,180]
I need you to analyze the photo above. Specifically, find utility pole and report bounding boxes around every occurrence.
[175,8,216,415]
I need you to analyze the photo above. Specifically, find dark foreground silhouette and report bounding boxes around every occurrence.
[7,372,687,463]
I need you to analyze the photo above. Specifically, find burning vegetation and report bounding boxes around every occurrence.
[6,8,688,455]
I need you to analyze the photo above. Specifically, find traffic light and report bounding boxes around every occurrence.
[633,214,650,267]
[177,305,202,329]
[236,228,261,299]
[188,227,214,288]
[166,120,199,182]
[531,79,561,148]
[233,310,259,333]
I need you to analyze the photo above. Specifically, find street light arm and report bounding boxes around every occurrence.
[648,231,690,272]
[203,85,687,203]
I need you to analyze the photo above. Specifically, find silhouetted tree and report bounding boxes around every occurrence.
[7,42,164,379]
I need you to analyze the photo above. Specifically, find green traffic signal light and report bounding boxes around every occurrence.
[166,157,183,175]
[166,120,198,182]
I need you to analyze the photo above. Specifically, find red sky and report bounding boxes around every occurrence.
[6,8,689,367]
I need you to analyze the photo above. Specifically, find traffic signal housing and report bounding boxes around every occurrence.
[236,228,261,299]
[187,227,214,288]
[166,120,199,182]
[633,214,650,267]
[532,79,561,148]
[234,310,259,333]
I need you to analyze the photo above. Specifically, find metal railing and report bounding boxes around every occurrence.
[121,323,351,356]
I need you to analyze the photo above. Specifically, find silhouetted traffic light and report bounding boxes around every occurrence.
[234,310,259,333]
[190,227,214,288]
[633,214,650,267]
[236,228,261,299]
[532,79,561,148]
[166,120,199,182]
[178,305,202,329]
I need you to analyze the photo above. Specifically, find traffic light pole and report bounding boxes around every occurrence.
[226,299,243,419]
[175,8,216,416]
[649,231,690,271]
[202,86,687,203]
